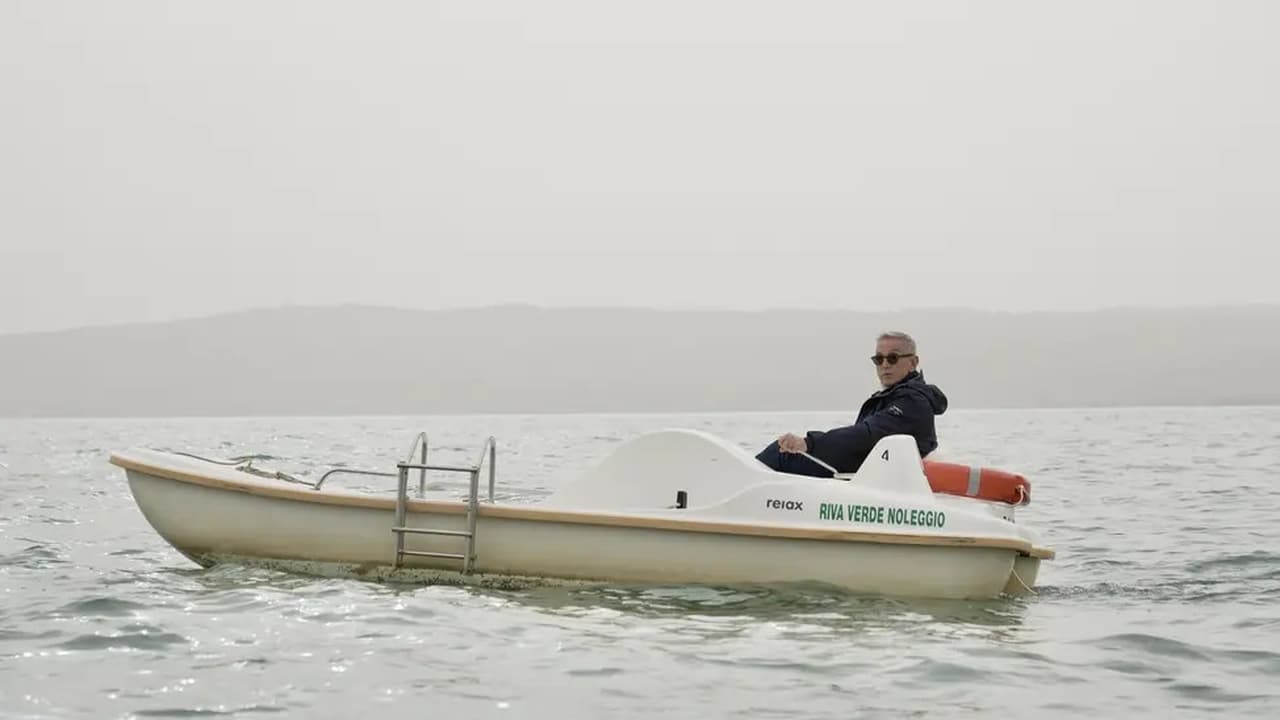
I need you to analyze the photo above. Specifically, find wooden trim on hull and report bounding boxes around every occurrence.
[111,452,1054,560]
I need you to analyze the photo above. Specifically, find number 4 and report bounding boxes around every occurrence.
[881,450,890,462]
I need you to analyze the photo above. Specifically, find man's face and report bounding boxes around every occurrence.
[872,338,918,388]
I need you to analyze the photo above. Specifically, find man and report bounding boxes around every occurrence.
[755,331,948,477]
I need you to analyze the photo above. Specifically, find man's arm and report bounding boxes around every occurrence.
[803,394,928,472]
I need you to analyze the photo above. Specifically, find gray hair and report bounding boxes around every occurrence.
[877,331,917,354]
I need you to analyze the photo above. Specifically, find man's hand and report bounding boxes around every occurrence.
[777,433,807,453]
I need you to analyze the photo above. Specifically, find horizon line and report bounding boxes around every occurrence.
[5,400,1280,422]
[5,300,1280,338]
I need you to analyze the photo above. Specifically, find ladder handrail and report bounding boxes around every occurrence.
[395,435,496,503]
[313,467,397,491]
[404,432,429,497]
[313,431,434,495]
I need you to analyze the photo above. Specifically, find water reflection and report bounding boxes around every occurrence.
[491,580,1034,637]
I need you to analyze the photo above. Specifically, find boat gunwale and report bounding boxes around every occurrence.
[110,450,1055,559]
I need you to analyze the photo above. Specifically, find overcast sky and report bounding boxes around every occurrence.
[2,1,1277,335]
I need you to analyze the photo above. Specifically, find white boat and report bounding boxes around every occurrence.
[108,429,1055,600]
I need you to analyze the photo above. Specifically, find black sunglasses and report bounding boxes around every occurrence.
[870,352,915,366]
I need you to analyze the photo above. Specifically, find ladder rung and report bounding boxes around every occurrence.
[391,526,472,537]
[398,462,474,473]
[399,550,467,560]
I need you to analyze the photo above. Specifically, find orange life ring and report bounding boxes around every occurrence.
[922,461,1031,505]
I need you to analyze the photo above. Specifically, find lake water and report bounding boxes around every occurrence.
[2,407,1278,718]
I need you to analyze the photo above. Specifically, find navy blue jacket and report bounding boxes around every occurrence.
[755,371,948,477]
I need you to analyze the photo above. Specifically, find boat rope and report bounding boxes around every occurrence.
[1010,566,1037,595]
[170,451,262,466]
[235,463,315,487]
[169,450,315,487]
[801,452,840,476]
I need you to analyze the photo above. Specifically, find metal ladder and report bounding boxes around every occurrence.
[391,435,497,574]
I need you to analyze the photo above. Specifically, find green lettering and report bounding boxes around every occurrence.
[819,502,850,521]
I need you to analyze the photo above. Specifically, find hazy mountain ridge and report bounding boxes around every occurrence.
[2,305,1276,417]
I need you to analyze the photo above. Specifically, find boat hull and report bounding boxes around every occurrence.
[125,467,1036,600]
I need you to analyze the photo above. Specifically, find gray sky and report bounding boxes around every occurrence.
[3,0,1277,335]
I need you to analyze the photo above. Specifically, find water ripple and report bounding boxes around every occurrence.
[0,542,68,569]
[54,597,150,618]
[55,626,189,652]
[132,706,288,718]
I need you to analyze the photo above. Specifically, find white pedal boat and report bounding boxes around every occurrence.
[108,429,1055,600]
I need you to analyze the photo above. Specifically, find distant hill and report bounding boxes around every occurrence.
[1,305,1277,417]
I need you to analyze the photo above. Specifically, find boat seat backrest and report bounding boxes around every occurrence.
[545,429,778,510]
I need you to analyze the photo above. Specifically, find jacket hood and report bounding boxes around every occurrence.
[890,371,948,415]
